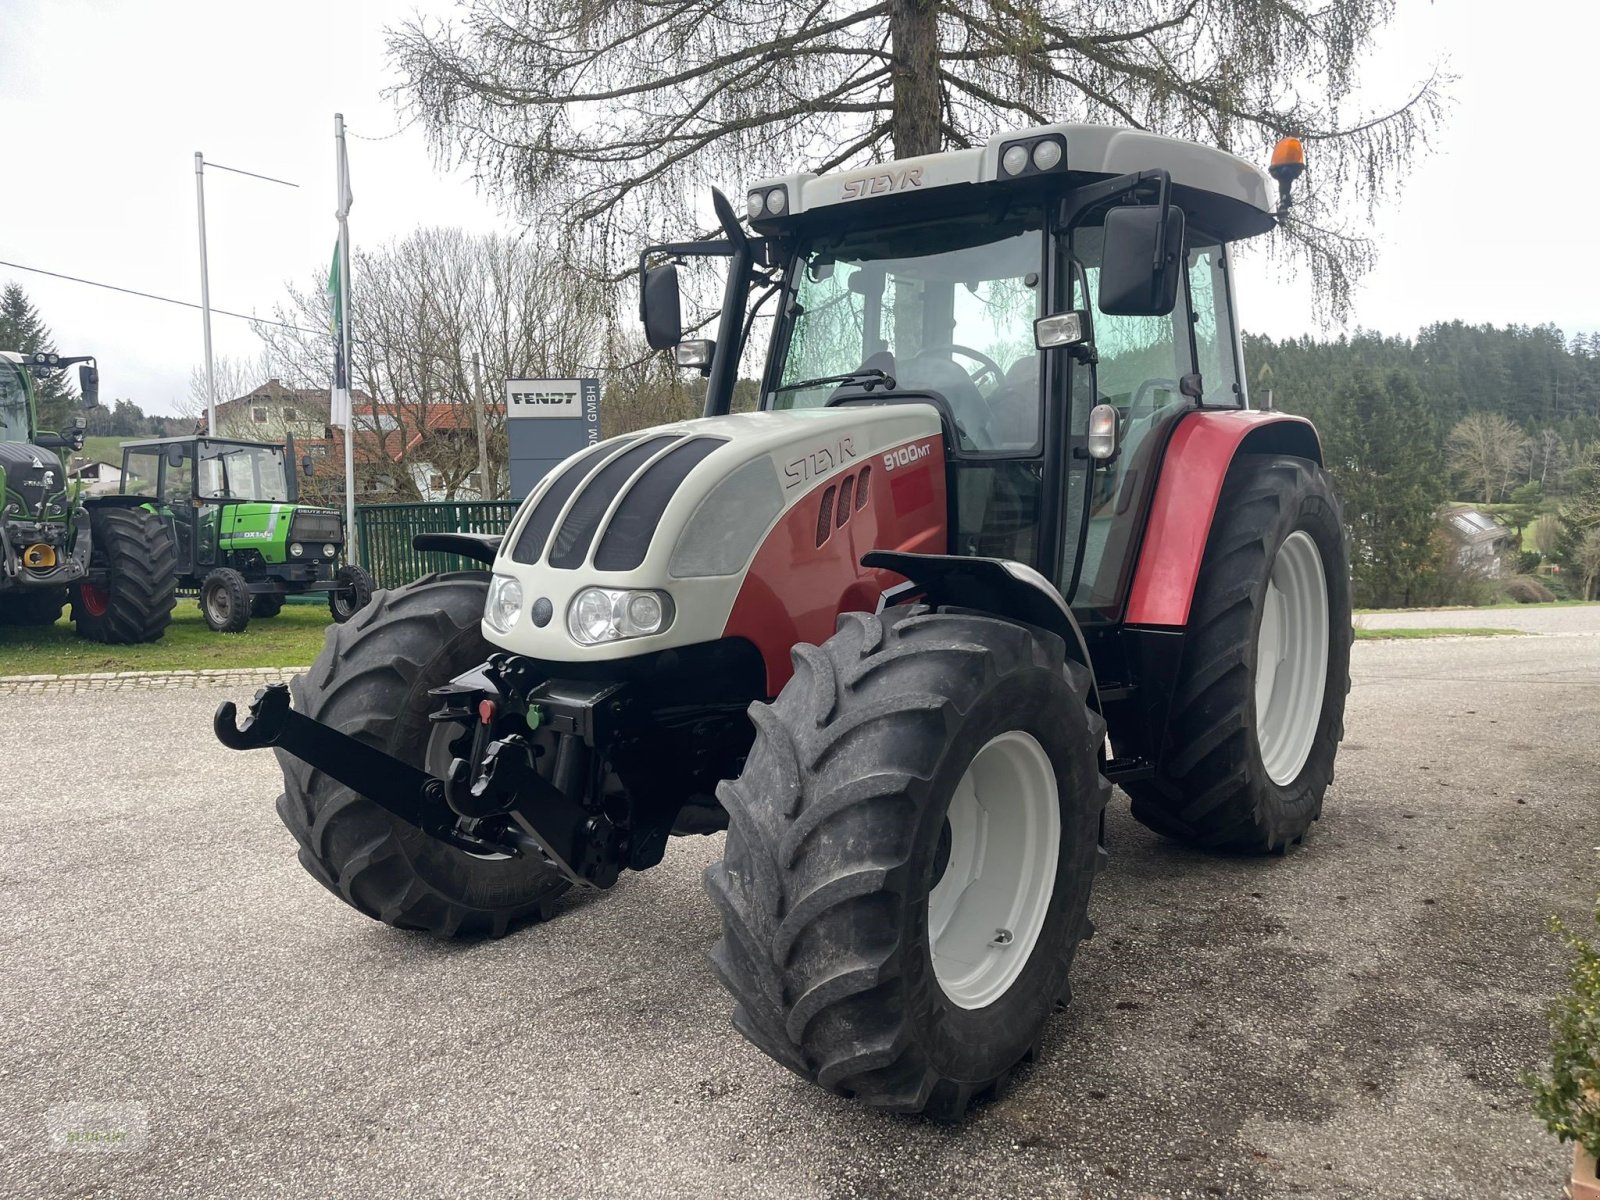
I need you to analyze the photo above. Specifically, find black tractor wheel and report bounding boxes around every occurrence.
[329,563,374,623]
[71,507,178,644]
[276,571,569,937]
[705,606,1109,1120]
[1126,454,1351,853]
[1,588,67,626]
[199,567,252,633]
[250,594,285,619]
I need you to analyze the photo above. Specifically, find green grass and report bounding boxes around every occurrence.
[0,602,331,675]
[1353,600,1597,614]
[1353,626,1529,641]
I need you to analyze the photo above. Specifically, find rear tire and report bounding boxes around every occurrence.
[1,588,66,626]
[705,606,1109,1119]
[200,567,252,633]
[276,571,569,937]
[71,507,177,644]
[329,563,374,623]
[1126,454,1351,853]
[251,594,285,619]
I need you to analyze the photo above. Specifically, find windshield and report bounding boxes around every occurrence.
[0,363,30,442]
[771,205,1044,452]
[198,442,290,501]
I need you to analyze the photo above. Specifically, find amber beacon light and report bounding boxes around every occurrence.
[1269,136,1306,211]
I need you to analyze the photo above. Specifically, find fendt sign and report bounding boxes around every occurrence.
[506,378,601,499]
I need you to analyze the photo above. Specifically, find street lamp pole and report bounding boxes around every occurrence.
[192,154,298,436]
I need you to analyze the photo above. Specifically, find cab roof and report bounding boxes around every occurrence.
[747,122,1277,242]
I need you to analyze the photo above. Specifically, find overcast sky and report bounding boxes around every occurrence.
[2,0,1596,416]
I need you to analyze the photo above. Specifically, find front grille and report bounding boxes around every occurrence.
[593,437,725,572]
[289,509,343,543]
[547,435,680,569]
[511,437,639,564]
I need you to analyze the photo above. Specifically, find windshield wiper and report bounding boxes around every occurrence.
[772,367,897,396]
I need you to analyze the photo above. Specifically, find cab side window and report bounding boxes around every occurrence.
[1187,243,1242,407]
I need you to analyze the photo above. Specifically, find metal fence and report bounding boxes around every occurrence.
[354,500,521,589]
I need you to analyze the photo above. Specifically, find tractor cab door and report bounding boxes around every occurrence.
[1057,224,1244,620]
[767,203,1050,566]
[159,443,198,571]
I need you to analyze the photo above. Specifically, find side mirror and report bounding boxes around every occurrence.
[302,454,314,478]
[1098,205,1185,317]
[640,263,684,351]
[166,444,185,468]
[80,364,99,409]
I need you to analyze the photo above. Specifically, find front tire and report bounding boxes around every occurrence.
[276,572,569,936]
[329,563,374,623]
[251,594,285,619]
[1127,454,1351,853]
[200,567,252,633]
[71,507,177,644]
[705,606,1109,1119]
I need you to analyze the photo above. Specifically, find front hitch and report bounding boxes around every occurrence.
[215,684,529,860]
[214,682,624,886]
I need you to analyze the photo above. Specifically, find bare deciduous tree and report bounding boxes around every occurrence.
[255,228,609,500]
[1448,412,1528,505]
[388,0,1446,315]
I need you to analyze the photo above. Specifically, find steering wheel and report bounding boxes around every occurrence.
[916,343,1006,393]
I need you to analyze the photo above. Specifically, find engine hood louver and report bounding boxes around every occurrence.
[512,433,728,571]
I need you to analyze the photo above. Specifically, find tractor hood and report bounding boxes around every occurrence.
[0,441,67,522]
[486,405,946,664]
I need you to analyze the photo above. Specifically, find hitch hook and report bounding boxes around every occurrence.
[214,682,292,750]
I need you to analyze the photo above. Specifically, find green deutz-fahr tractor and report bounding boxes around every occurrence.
[114,435,374,633]
[217,126,1350,1119]
[0,351,176,641]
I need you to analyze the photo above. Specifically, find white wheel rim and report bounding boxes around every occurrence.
[1254,530,1330,786]
[928,730,1060,1010]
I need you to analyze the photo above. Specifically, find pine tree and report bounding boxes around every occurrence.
[0,282,76,433]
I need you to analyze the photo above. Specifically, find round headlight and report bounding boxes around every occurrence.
[485,574,523,635]
[570,587,616,644]
[1001,145,1029,176]
[289,542,304,557]
[747,192,765,219]
[322,543,336,558]
[766,188,787,215]
[1031,139,1063,170]
[624,592,664,635]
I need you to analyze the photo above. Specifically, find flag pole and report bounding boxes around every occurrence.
[334,113,357,563]
[194,152,216,436]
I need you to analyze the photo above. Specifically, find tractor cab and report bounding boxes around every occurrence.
[118,435,371,632]
[641,125,1300,627]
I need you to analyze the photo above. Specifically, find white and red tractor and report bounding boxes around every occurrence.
[216,125,1348,1120]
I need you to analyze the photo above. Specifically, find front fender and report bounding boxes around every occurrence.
[862,550,1098,708]
[1124,410,1322,628]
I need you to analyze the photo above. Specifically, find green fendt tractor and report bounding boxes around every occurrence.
[0,351,176,642]
[115,435,374,633]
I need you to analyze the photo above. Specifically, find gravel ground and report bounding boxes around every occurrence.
[2,611,1597,1199]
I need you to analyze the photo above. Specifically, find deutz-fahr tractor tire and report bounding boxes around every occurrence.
[200,567,252,633]
[71,507,178,644]
[706,606,1109,1120]
[250,594,285,619]
[1126,454,1351,854]
[328,563,374,623]
[276,571,569,937]
[0,588,67,626]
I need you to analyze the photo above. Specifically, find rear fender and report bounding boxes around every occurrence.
[1124,411,1321,629]
[414,531,503,567]
[863,550,1099,709]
